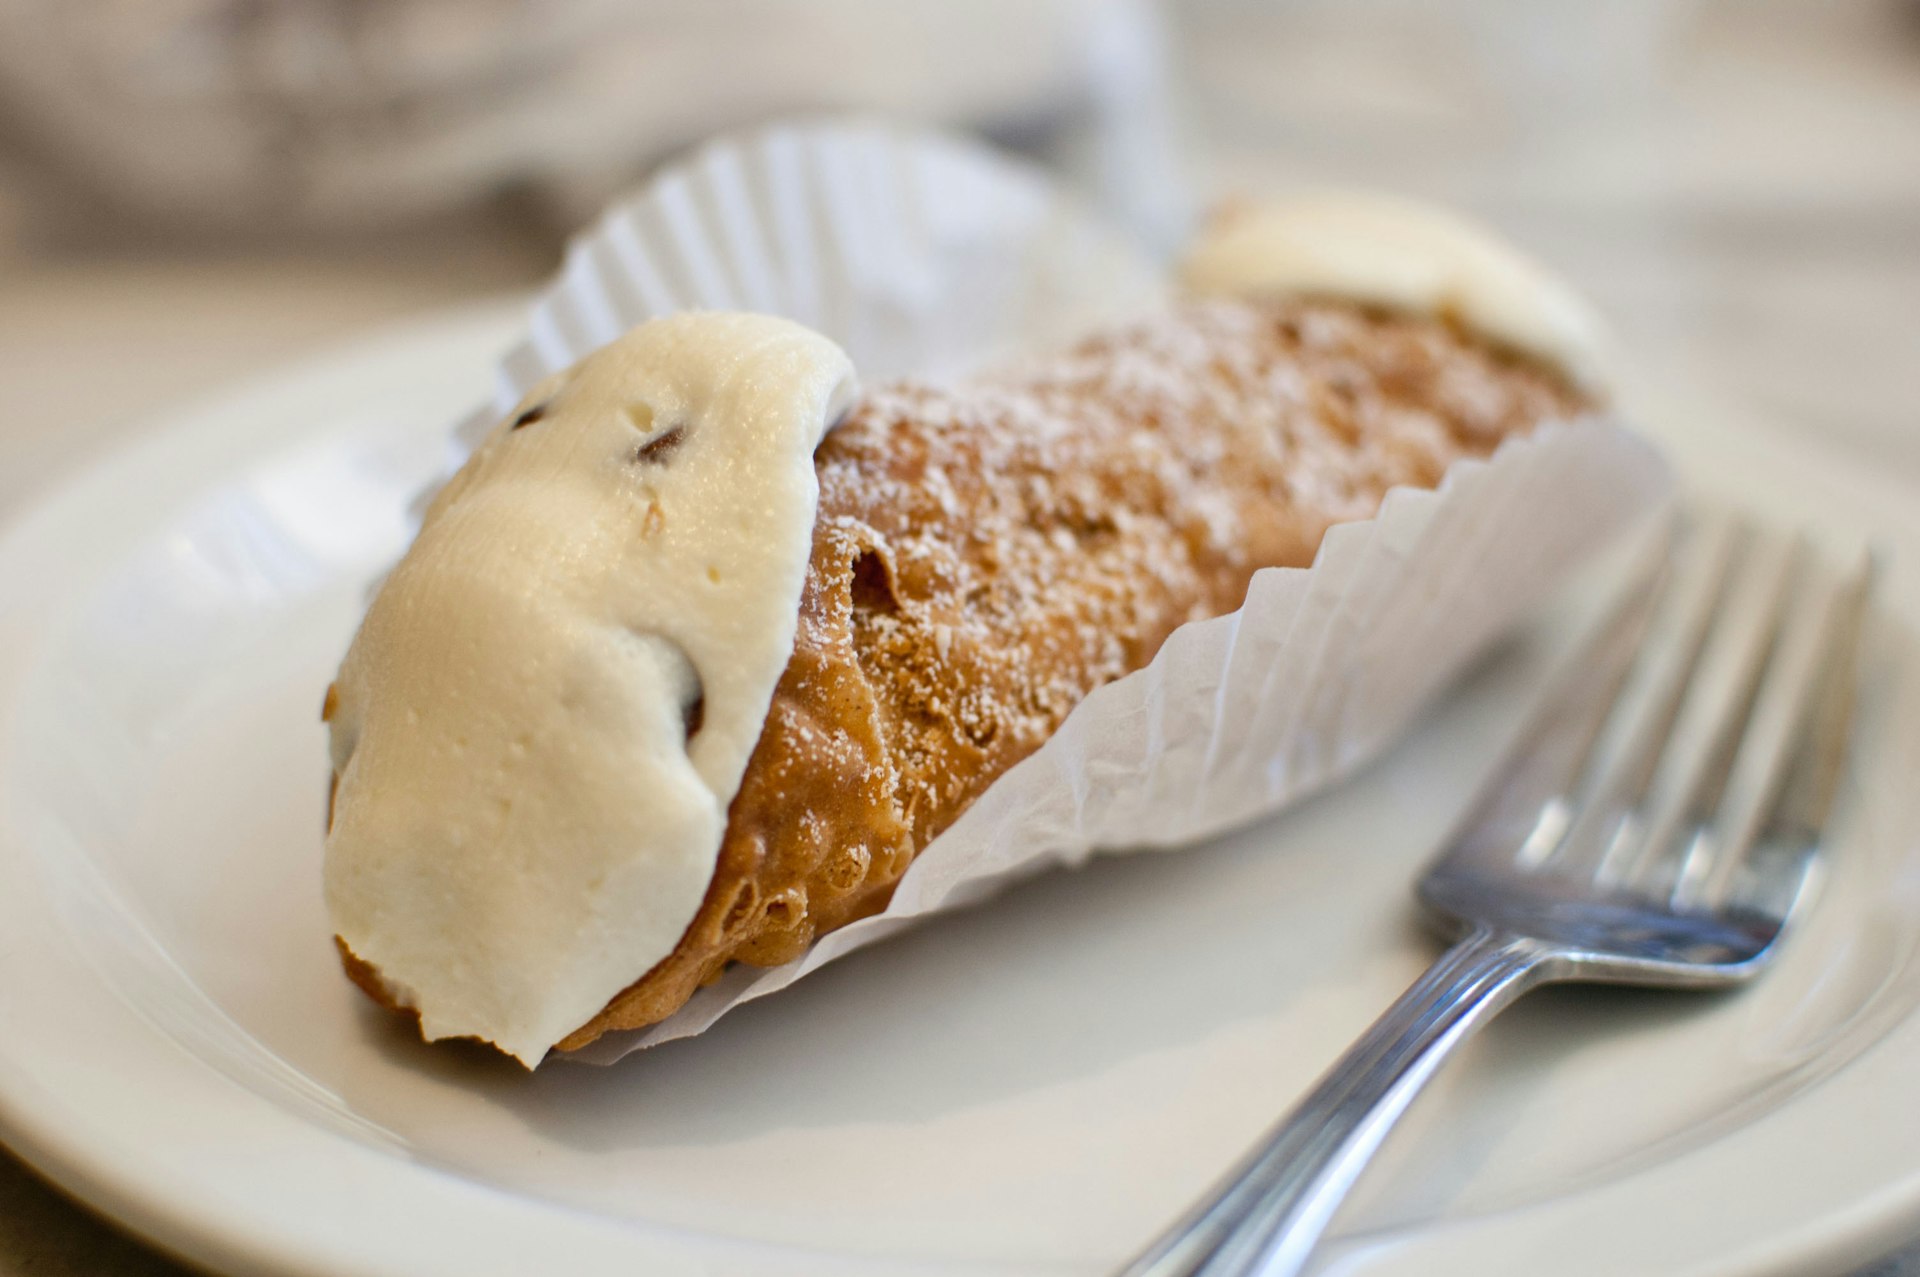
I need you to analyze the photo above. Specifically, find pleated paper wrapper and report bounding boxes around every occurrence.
[449,119,1671,1061]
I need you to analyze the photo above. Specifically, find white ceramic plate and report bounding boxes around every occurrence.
[2,304,1919,1277]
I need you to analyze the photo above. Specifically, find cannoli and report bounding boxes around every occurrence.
[325,200,1608,1065]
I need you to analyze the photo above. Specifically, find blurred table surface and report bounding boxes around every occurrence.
[2,0,1919,1273]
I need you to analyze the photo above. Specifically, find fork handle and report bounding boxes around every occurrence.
[1121,929,1557,1277]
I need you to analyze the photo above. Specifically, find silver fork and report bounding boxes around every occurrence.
[1123,510,1874,1277]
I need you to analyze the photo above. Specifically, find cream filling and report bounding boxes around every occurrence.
[1181,192,1613,393]
[324,313,857,1066]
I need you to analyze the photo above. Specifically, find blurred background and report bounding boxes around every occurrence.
[1,0,1918,1272]
[4,0,1918,514]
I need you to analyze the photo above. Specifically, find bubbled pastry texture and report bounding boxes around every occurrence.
[555,296,1589,1049]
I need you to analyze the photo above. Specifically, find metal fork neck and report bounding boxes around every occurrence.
[1123,929,1556,1277]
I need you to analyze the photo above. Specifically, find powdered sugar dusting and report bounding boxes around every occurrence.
[809,296,1584,842]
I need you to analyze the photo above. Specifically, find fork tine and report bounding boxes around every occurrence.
[1678,546,1875,909]
[1602,528,1803,892]
[1545,509,1745,876]
[1462,518,1674,869]
[1777,549,1876,838]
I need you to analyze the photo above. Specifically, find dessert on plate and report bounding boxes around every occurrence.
[323,193,1635,1067]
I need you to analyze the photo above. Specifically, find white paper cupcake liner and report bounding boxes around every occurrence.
[444,118,1670,1061]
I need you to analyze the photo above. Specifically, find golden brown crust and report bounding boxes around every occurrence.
[545,297,1590,1051]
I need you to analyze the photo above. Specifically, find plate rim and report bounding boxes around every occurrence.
[1,304,1918,1277]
